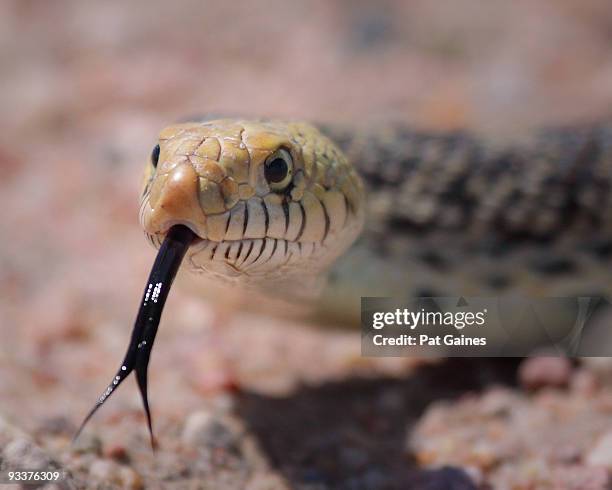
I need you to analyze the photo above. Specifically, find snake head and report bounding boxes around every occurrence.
[140,119,365,297]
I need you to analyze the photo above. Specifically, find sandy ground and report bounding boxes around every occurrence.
[3,1,612,488]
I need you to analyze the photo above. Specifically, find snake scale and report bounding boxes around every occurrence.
[321,120,612,323]
[77,116,612,445]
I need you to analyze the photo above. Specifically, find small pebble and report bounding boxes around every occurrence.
[518,357,572,391]
[105,443,130,463]
[570,368,599,396]
[193,369,240,394]
[72,432,103,455]
[3,438,52,469]
[479,388,515,417]
[209,393,236,414]
[118,466,144,490]
[88,459,120,485]
[586,431,612,470]
[35,415,75,436]
[181,410,241,451]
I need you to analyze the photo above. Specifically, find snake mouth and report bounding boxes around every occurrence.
[145,221,204,248]
[187,236,322,280]
[146,225,317,280]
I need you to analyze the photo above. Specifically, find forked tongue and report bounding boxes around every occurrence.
[74,225,195,450]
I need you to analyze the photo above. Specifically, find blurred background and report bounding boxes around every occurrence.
[2,1,612,488]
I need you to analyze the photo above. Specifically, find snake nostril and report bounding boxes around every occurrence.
[151,144,160,168]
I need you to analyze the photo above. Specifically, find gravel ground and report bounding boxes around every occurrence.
[2,1,612,488]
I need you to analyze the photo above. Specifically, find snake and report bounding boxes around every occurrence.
[75,116,612,447]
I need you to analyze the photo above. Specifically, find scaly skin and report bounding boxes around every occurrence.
[319,121,612,324]
[140,119,365,300]
[140,117,612,325]
[84,118,612,447]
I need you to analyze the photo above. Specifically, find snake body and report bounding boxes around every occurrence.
[140,118,612,324]
[76,116,612,445]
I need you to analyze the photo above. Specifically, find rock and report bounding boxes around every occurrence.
[71,432,103,455]
[570,368,599,396]
[479,387,516,416]
[35,415,75,437]
[586,431,612,469]
[118,466,144,490]
[88,459,121,486]
[104,443,130,464]
[0,421,75,487]
[0,414,24,447]
[518,357,572,390]
[3,437,52,470]
[181,410,242,452]
[209,393,236,414]
[193,369,240,394]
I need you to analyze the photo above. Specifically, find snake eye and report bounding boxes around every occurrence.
[151,144,160,168]
[264,149,293,191]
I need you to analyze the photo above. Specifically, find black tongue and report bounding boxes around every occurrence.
[74,224,195,450]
